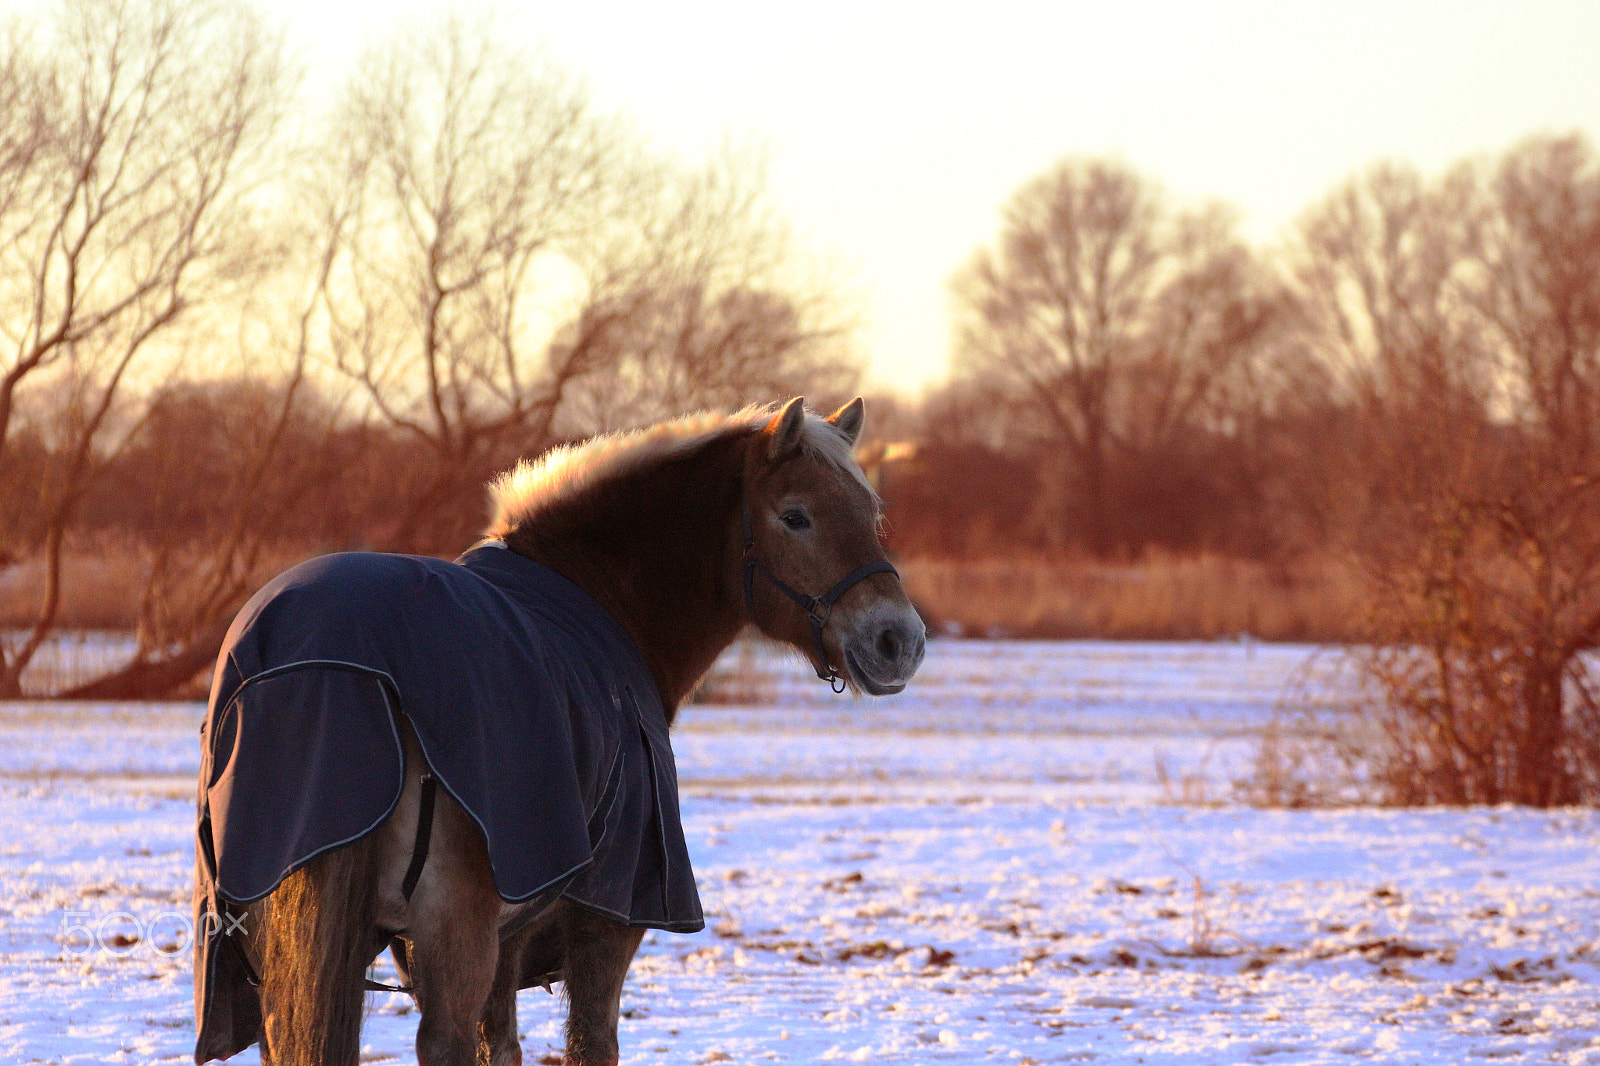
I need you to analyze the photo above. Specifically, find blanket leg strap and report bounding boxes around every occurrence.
[225,901,418,997]
[220,772,439,1000]
[400,771,436,901]
[364,975,415,993]
[364,940,415,994]
[365,772,437,995]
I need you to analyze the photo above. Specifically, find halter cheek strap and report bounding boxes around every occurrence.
[741,502,899,692]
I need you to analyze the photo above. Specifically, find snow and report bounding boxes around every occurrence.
[1,640,1597,1064]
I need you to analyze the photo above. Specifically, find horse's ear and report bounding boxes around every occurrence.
[765,397,807,462]
[826,397,865,445]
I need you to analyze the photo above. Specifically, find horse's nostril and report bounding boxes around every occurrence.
[877,626,901,662]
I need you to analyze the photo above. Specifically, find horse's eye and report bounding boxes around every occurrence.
[780,509,811,531]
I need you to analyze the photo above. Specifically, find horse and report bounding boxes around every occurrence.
[192,397,926,1066]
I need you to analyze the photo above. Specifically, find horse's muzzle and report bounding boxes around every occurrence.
[842,611,926,695]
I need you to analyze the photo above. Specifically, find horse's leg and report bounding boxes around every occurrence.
[477,900,570,1066]
[561,908,645,1066]
[367,721,505,1065]
[477,923,531,1066]
[402,786,504,1066]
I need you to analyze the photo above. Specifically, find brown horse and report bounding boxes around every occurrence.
[198,398,925,1066]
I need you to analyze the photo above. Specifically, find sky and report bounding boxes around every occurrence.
[38,0,1600,394]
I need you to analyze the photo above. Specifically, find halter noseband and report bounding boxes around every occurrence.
[741,500,899,693]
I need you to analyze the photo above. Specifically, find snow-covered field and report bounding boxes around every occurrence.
[1,640,1597,1064]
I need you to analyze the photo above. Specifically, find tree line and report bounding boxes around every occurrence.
[3,1,1599,806]
[894,142,1600,805]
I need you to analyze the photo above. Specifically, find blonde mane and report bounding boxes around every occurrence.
[485,404,873,539]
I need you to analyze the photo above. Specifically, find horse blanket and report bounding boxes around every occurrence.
[193,544,702,1062]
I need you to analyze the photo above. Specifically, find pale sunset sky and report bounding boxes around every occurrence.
[34,0,1600,393]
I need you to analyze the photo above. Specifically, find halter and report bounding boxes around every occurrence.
[741,500,900,693]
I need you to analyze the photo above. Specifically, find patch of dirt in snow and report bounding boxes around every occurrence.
[646,799,1600,1065]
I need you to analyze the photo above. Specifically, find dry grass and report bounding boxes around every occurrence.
[0,538,319,631]
[900,552,1369,643]
[6,545,1369,694]
[0,543,152,629]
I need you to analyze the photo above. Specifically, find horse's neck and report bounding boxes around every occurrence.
[504,437,748,717]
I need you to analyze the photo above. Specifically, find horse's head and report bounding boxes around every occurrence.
[740,397,925,695]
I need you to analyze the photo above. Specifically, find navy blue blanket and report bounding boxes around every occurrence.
[193,545,702,1060]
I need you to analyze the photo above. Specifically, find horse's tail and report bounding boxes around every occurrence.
[260,837,381,1066]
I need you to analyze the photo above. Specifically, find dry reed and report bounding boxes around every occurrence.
[900,553,1367,643]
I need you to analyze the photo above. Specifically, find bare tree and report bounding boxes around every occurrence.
[952,158,1278,556]
[63,197,356,699]
[0,0,288,697]
[555,147,857,434]
[318,22,853,553]
[1292,144,1600,805]
[1473,135,1600,459]
[1450,134,1600,803]
[1289,160,1491,553]
[1296,161,1489,417]
[314,17,619,551]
